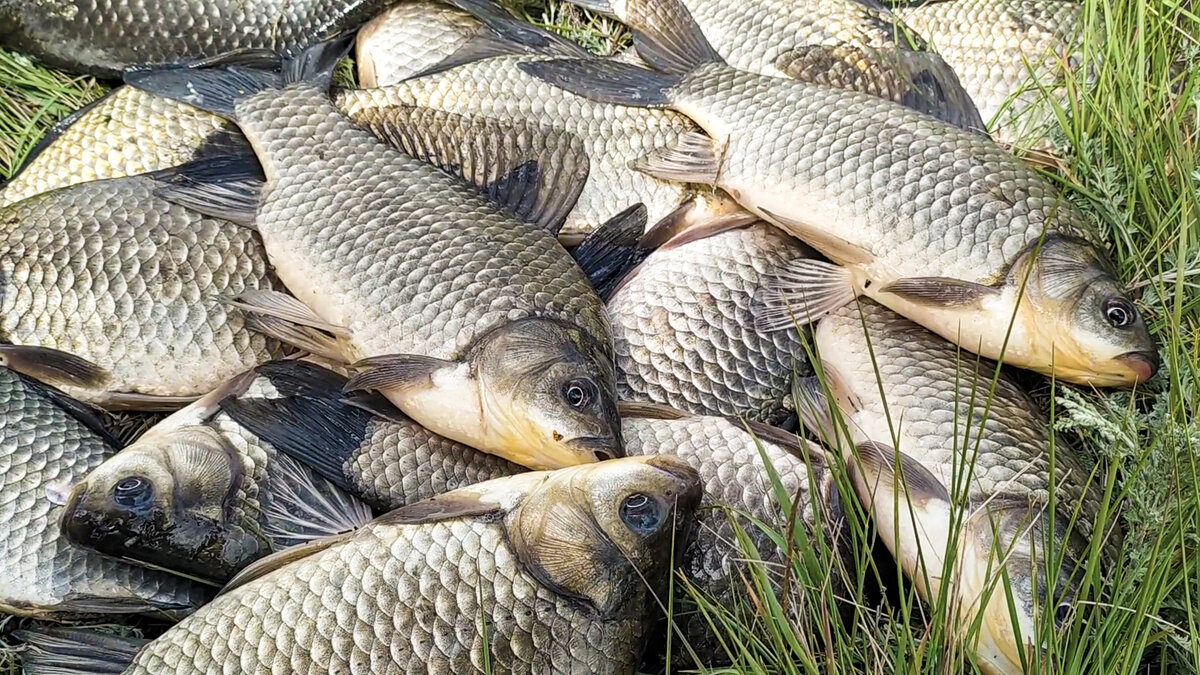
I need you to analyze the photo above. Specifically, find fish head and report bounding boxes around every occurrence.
[506,455,701,618]
[60,426,264,584]
[1016,236,1157,386]
[475,318,623,469]
[961,497,1090,675]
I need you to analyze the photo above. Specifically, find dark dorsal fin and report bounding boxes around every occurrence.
[148,153,264,226]
[569,204,650,300]
[16,627,147,674]
[357,105,590,235]
[5,368,122,449]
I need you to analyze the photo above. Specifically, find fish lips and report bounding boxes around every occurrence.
[1115,350,1159,383]
[568,435,624,461]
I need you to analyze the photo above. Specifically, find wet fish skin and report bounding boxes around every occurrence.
[0,168,289,407]
[576,0,985,130]
[0,366,209,618]
[0,0,392,76]
[130,41,622,470]
[520,0,1156,386]
[61,361,373,584]
[45,457,702,674]
[0,87,238,208]
[895,0,1083,146]
[807,300,1105,675]
[609,221,813,424]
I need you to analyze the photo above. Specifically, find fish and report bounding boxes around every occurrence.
[0,0,397,76]
[0,156,290,409]
[894,0,1083,147]
[520,0,1158,387]
[59,361,375,585]
[566,0,985,131]
[608,220,815,424]
[0,87,240,208]
[0,366,210,619]
[343,2,752,243]
[795,299,1110,675]
[128,38,623,470]
[20,456,703,674]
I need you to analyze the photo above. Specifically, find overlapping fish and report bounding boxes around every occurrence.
[522,0,1157,386]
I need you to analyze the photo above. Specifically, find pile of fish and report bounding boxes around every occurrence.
[0,0,1156,672]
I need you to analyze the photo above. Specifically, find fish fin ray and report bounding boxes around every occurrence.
[621,0,725,75]
[341,391,411,424]
[125,67,282,118]
[345,354,456,393]
[359,106,589,234]
[426,0,590,61]
[881,277,1000,307]
[281,34,356,87]
[149,154,264,227]
[893,50,988,133]
[639,194,758,250]
[792,375,836,440]
[758,207,876,265]
[854,441,951,505]
[261,454,374,547]
[376,491,504,525]
[569,203,650,300]
[219,535,352,596]
[0,345,110,390]
[17,627,147,674]
[518,59,679,108]
[616,401,692,420]
[94,392,200,411]
[244,315,347,363]
[229,290,349,336]
[755,259,856,331]
[632,130,720,184]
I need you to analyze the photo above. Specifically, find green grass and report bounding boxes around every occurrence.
[0,0,1196,673]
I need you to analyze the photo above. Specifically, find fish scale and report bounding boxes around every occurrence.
[609,223,812,423]
[0,174,287,405]
[0,367,208,617]
[240,83,606,361]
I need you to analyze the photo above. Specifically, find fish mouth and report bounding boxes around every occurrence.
[57,483,91,544]
[1115,350,1159,383]
[567,436,621,461]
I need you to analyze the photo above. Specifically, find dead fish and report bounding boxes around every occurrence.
[0,366,210,619]
[566,0,985,131]
[520,0,1157,386]
[20,456,702,674]
[344,1,753,243]
[60,361,374,585]
[128,37,623,469]
[608,219,815,424]
[894,0,1084,147]
[797,299,1110,675]
[0,155,290,409]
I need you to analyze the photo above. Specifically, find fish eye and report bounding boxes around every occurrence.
[112,476,154,510]
[1053,602,1072,627]
[1103,297,1136,329]
[562,377,598,410]
[619,493,663,535]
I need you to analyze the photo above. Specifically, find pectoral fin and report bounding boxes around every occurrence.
[344,354,457,394]
[261,454,374,547]
[755,258,857,330]
[229,289,350,362]
[757,207,876,266]
[881,277,1000,307]
[632,131,721,185]
[0,345,110,390]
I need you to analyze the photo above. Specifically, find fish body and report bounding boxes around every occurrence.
[609,221,814,424]
[0,366,209,618]
[345,7,743,242]
[895,0,1083,146]
[357,1,506,88]
[60,361,374,584]
[0,0,392,76]
[804,300,1105,675]
[522,0,1156,386]
[0,167,288,407]
[130,41,622,470]
[0,87,237,208]
[574,0,984,130]
[27,457,702,674]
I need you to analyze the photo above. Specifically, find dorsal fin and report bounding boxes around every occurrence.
[357,105,589,234]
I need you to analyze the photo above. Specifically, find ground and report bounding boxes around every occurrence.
[0,0,1196,673]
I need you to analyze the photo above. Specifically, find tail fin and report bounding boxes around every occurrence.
[125,34,354,118]
[621,0,724,75]
[17,627,145,674]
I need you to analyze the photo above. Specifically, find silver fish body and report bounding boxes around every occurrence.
[0,171,288,407]
[61,361,374,584]
[0,0,393,76]
[356,1,496,89]
[895,0,1083,146]
[0,366,209,618]
[28,457,703,674]
[129,44,622,470]
[805,300,1105,675]
[609,222,814,424]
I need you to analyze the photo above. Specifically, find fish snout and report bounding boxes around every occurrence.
[1116,350,1159,383]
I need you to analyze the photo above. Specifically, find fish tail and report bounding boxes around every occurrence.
[620,0,724,76]
[894,50,988,134]
[16,627,145,674]
[124,34,353,118]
